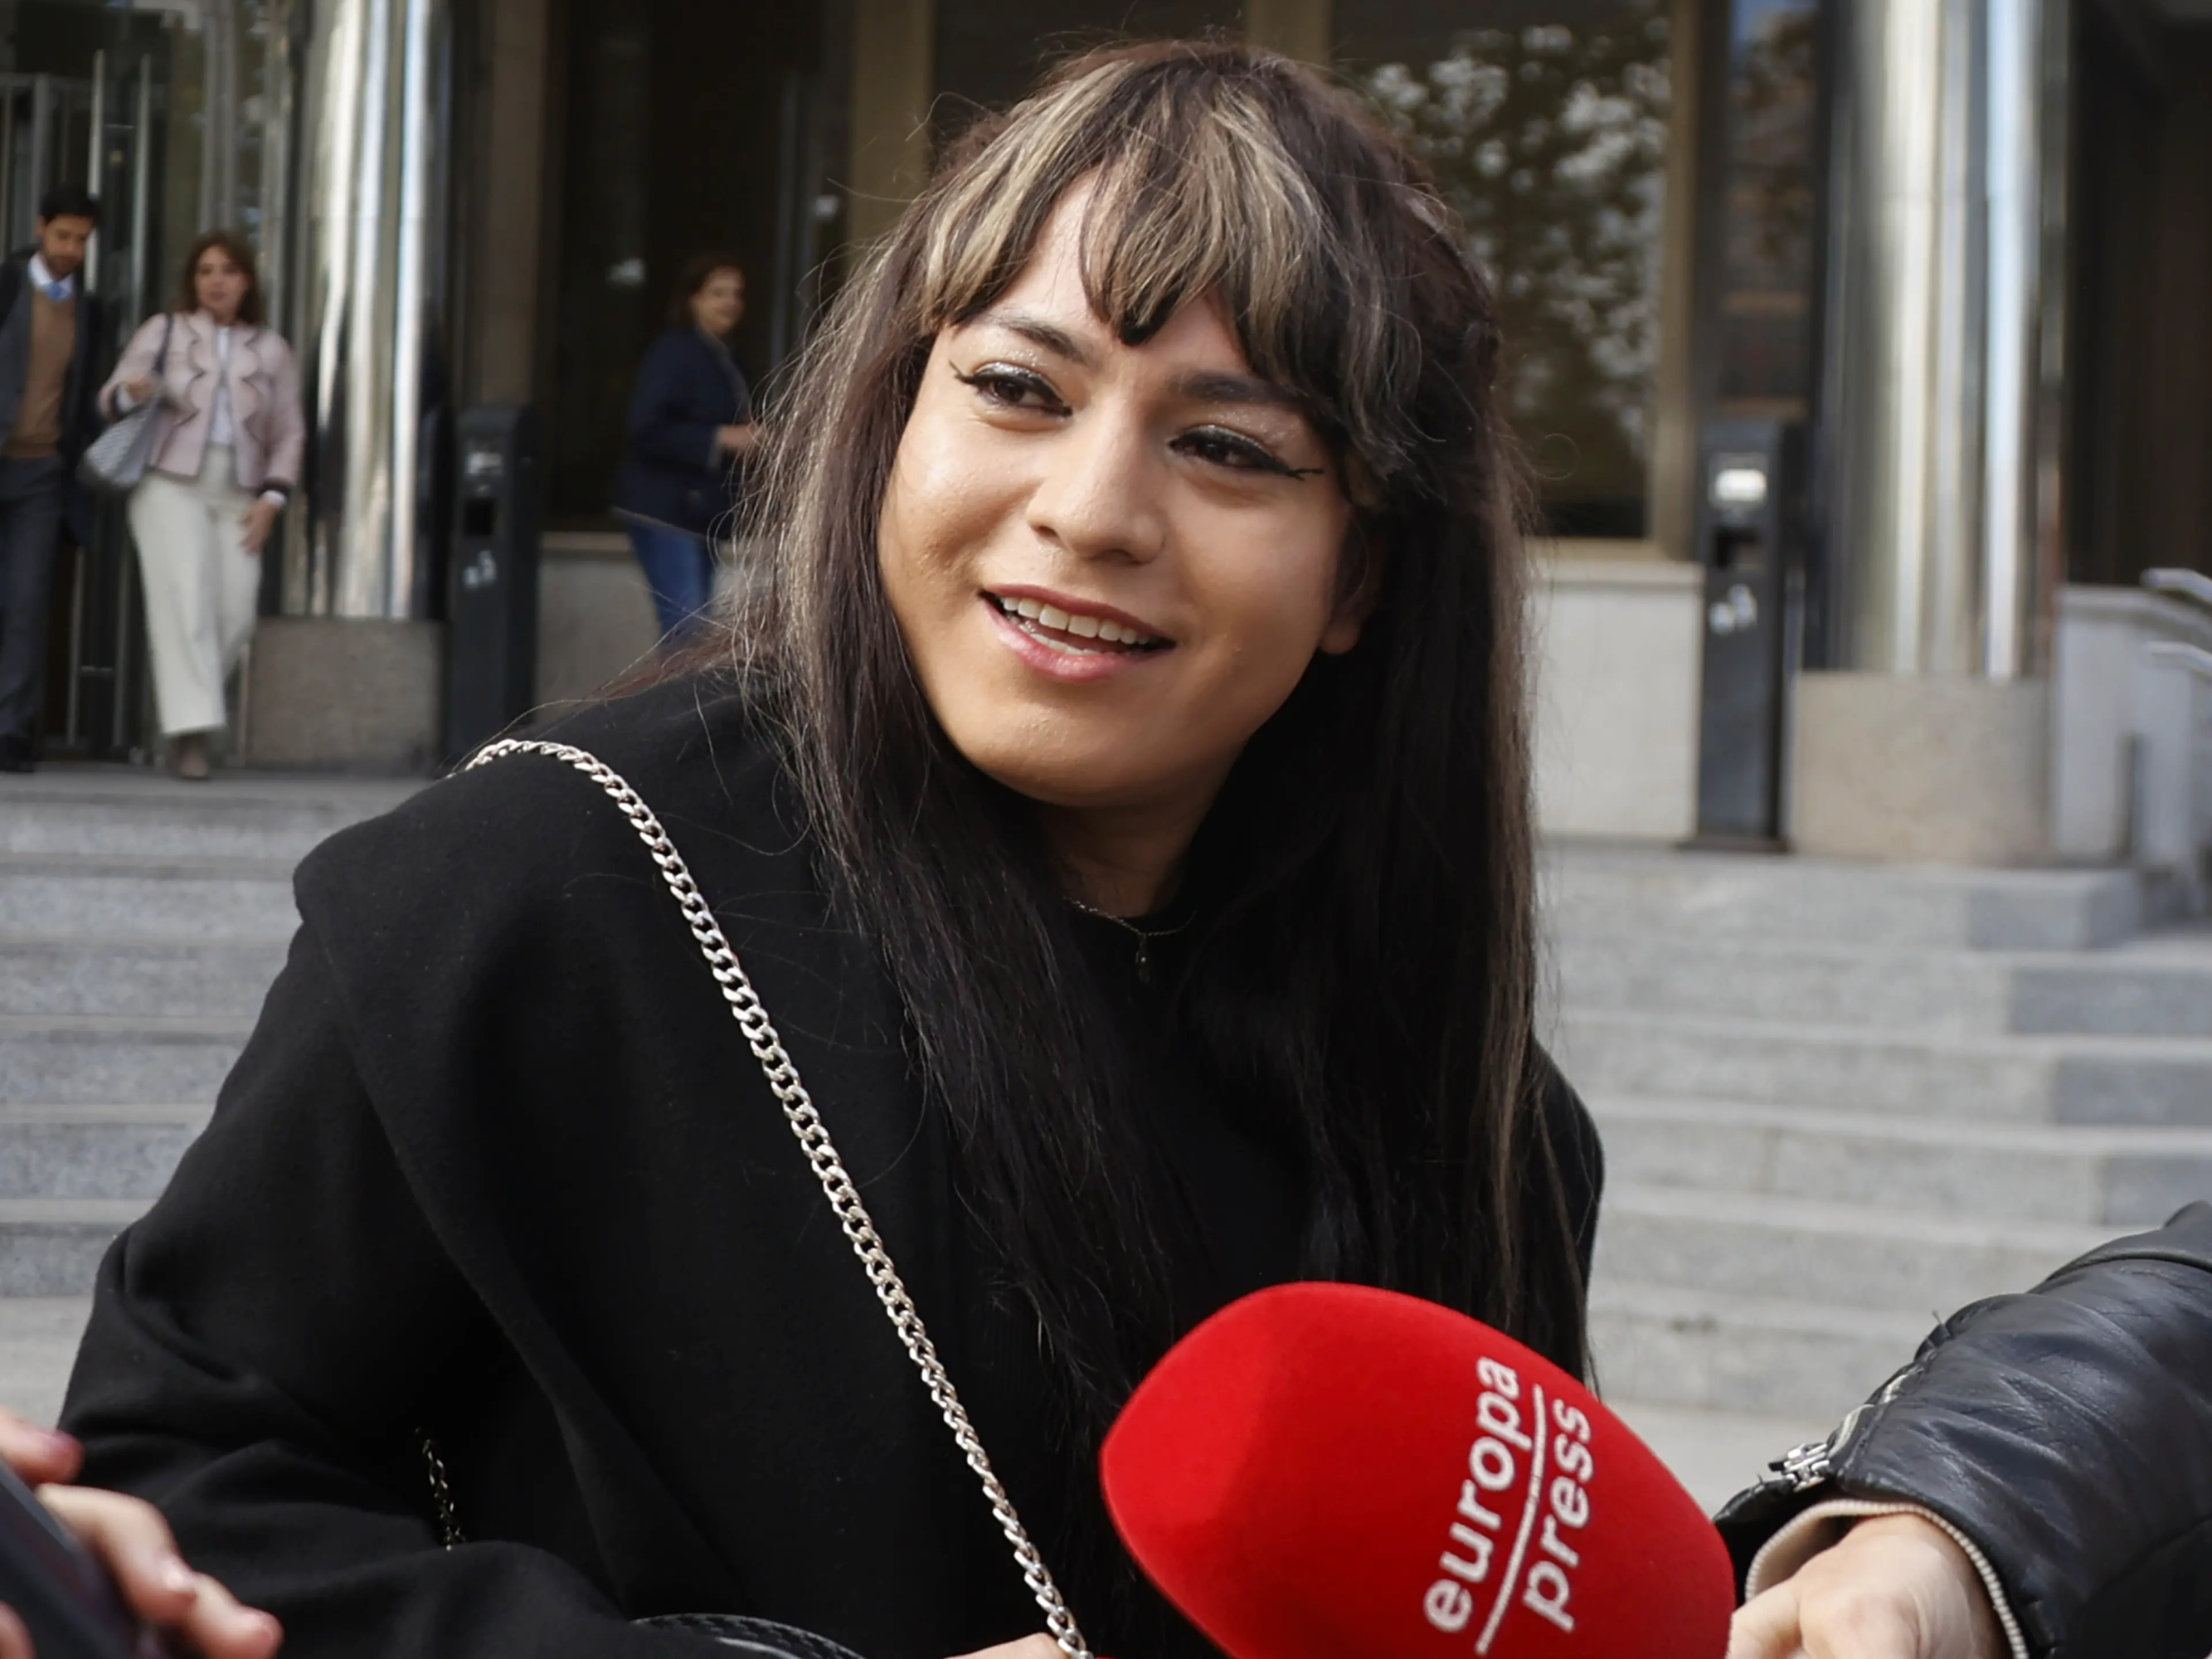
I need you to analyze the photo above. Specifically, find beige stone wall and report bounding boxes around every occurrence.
[1531,554,1703,843]
[242,620,445,772]
[1791,674,2051,866]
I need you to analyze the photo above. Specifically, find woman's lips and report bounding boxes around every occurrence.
[980,592,1171,683]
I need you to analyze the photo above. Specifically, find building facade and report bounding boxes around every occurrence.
[23,0,2212,867]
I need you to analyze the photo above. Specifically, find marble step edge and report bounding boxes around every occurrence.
[0,851,298,882]
[1588,1277,1936,1345]
[0,938,289,958]
[1546,932,2212,979]
[0,1199,150,1225]
[0,1016,253,1040]
[0,1104,213,1125]
[1556,1009,2212,1063]
[1601,1181,2119,1259]
[1585,1094,2212,1157]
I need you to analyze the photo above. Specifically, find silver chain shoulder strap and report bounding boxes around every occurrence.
[466,739,1092,1659]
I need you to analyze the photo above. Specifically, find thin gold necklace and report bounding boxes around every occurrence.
[1068,898,1191,985]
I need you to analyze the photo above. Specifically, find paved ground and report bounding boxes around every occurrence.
[0,1298,87,1428]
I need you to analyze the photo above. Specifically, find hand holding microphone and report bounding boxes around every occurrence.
[1728,1515,2002,1659]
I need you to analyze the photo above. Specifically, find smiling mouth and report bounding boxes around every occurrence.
[986,592,1170,655]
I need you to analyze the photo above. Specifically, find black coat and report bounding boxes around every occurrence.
[1719,1203,2212,1659]
[610,328,751,536]
[60,674,1604,1659]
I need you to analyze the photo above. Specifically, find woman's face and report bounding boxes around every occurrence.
[879,190,1362,832]
[692,269,745,338]
[195,250,248,323]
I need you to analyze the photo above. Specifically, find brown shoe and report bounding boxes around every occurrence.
[168,733,211,781]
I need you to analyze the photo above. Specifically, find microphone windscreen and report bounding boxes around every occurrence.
[1101,1282,1734,1659]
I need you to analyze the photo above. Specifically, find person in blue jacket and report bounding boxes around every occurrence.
[611,252,758,642]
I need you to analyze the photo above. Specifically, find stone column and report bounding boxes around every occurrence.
[1793,0,2069,864]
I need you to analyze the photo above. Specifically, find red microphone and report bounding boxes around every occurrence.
[1101,1282,1734,1659]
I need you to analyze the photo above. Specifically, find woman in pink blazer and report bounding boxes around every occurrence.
[100,231,304,780]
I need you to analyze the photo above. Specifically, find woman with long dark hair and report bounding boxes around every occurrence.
[52,40,2205,1659]
[70,54,1580,1651]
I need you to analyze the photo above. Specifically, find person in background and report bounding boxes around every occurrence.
[101,231,304,781]
[611,252,757,644]
[0,1405,279,1659]
[0,184,108,775]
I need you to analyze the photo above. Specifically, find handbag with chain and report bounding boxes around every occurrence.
[424,739,1093,1659]
[77,314,174,496]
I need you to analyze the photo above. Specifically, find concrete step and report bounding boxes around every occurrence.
[1550,929,2212,1040]
[0,855,297,943]
[1549,935,2012,1035]
[1594,1184,2114,1316]
[1552,1010,2212,1126]
[0,1199,146,1297]
[1589,1096,2212,1227]
[0,1297,91,1424]
[1540,849,2142,951]
[1612,1398,1835,1515]
[0,1019,246,1107]
[1590,1279,1930,1420]
[0,1107,208,1199]
[2009,928,2212,1037]
[0,941,288,1019]
[0,771,410,860]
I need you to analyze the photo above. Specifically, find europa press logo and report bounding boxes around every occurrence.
[1102,1282,1738,1659]
[1422,1354,1592,1648]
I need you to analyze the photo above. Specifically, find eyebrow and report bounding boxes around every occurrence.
[971,309,1096,368]
[969,309,1302,413]
[1167,368,1302,411]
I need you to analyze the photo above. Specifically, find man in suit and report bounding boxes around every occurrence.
[0,183,109,773]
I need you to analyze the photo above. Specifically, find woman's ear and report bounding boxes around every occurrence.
[1320,522,1383,656]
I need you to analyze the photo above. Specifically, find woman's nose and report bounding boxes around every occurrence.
[1023,404,1166,566]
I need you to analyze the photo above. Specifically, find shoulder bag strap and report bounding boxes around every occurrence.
[464,739,1093,1659]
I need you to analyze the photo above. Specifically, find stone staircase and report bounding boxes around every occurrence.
[0,770,411,1420]
[3,783,2209,1462]
[1548,846,2212,1429]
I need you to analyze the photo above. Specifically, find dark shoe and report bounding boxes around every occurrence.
[0,734,33,773]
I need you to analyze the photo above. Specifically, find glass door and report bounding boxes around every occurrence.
[28,0,294,760]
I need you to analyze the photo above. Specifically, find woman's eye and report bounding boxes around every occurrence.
[1174,426,1312,479]
[953,364,1066,414]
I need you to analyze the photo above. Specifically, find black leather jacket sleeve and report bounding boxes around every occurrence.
[1714,1202,2212,1659]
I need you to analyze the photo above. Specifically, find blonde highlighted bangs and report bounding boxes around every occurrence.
[906,42,1459,496]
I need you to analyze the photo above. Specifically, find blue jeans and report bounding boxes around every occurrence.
[625,523,717,644]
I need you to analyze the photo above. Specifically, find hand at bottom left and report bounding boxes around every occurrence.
[0,1408,282,1659]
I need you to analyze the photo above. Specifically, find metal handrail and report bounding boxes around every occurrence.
[2144,640,2212,681]
[2143,568,2212,613]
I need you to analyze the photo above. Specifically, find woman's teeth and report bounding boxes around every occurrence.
[991,593,1161,651]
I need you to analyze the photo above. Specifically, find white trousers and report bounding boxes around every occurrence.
[129,445,259,738]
